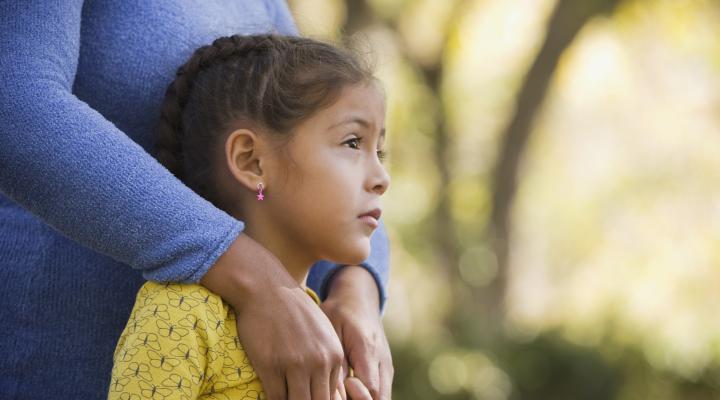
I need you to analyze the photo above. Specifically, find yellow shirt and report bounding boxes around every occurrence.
[108,281,321,400]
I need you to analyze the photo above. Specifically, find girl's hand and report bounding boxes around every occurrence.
[201,233,344,400]
[344,377,373,400]
[321,265,394,400]
[337,360,371,400]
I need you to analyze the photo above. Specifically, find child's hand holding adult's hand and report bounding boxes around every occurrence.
[201,233,346,400]
[321,265,394,400]
[344,376,373,400]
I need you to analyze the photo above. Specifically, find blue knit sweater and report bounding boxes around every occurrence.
[0,1,390,399]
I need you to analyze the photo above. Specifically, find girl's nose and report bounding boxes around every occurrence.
[369,157,390,195]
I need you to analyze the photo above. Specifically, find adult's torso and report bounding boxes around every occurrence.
[74,0,294,150]
[0,1,295,398]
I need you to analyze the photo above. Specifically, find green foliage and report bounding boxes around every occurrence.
[288,0,720,398]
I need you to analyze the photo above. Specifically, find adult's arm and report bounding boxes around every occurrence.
[0,1,241,282]
[0,3,352,399]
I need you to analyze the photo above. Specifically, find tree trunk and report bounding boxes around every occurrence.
[489,0,622,317]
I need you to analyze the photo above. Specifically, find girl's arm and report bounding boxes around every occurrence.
[109,284,213,400]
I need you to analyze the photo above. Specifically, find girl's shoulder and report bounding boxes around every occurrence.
[132,281,230,324]
[138,280,218,299]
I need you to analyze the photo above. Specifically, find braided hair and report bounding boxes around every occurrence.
[153,34,373,210]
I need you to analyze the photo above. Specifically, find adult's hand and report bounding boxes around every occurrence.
[201,233,344,400]
[321,265,394,400]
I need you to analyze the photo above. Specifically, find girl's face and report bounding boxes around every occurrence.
[264,82,390,272]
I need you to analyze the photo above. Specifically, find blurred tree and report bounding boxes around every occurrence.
[343,0,624,325]
[490,0,622,316]
[342,0,474,331]
[323,0,720,398]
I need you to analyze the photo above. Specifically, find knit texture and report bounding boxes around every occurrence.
[0,1,390,398]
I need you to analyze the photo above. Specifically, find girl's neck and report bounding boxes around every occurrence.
[238,214,315,286]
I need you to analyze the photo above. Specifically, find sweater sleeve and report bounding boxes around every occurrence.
[306,218,391,316]
[0,1,244,283]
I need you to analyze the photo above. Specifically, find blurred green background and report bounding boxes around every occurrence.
[287,0,720,398]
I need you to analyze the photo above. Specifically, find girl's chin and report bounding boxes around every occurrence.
[326,240,371,266]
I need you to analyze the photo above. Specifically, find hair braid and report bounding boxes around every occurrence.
[151,33,374,214]
[154,35,276,180]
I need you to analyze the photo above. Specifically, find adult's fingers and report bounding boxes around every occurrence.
[318,265,394,399]
[257,369,287,400]
[378,360,394,400]
[311,366,332,400]
[345,377,372,400]
[351,358,380,399]
[287,368,312,400]
[205,235,344,400]
[329,363,341,400]
[337,378,348,400]
[232,285,344,400]
[337,363,348,400]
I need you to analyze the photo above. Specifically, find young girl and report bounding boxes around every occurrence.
[107,34,390,400]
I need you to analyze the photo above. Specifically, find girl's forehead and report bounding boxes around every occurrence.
[322,84,386,127]
[287,83,386,144]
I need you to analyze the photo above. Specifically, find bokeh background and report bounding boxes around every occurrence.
[287,0,720,398]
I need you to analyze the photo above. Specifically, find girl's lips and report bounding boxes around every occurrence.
[359,215,379,228]
[358,207,381,229]
[358,208,382,220]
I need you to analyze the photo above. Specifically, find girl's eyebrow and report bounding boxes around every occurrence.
[330,116,386,139]
[329,116,370,129]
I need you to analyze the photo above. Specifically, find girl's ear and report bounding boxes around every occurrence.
[224,128,266,192]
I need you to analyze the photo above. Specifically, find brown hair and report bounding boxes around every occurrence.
[153,34,374,209]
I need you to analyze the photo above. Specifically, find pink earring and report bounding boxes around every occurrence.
[256,183,265,201]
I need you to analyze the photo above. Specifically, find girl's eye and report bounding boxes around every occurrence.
[377,149,387,162]
[343,137,361,149]
[343,137,388,163]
